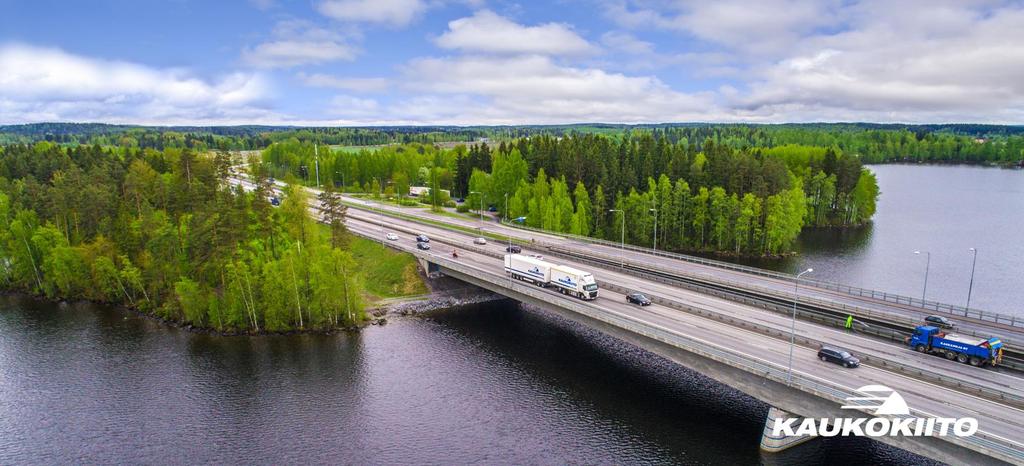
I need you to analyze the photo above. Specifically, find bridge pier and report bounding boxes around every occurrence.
[759,406,816,453]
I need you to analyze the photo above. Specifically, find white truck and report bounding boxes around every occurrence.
[505,254,552,286]
[550,264,599,300]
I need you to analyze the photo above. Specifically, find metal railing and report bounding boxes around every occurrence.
[538,241,1022,349]
[424,253,1024,464]
[502,221,1022,328]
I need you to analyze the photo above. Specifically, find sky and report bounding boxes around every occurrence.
[1,0,1023,126]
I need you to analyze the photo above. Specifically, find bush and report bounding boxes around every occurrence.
[399,199,420,206]
[456,204,470,213]
[444,200,457,208]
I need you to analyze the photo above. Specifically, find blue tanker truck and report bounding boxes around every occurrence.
[907,325,1004,367]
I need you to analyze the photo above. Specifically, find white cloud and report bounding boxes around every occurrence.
[600,31,655,55]
[599,0,1024,123]
[387,55,717,124]
[329,94,380,117]
[242,20,357,69]
[317,0,426,27]
[0,43,273,125]
[435,10,597,56]
[730,1,1024,122]
[299,73,390,92]
[604,0,840,56]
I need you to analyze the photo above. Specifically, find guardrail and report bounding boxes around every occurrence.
[502,221,1022,329]
[424,253,1024,464]
[596,280,1024,409]
[539,242,1022,350]
[338,207,1024,463]
[341,200,1021,362]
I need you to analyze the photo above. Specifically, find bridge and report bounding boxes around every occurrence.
[237,178,1024,465]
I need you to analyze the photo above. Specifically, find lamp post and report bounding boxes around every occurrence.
[505,192,512,250]
[650,207,658,252]
[314,143,321,188]
[966,248,978,312]
[609,209,625,267]
[914,250,931,302]
[787,268,814,384]
[470,191,483,224]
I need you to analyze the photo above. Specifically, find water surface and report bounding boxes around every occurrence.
[0,295,925,465]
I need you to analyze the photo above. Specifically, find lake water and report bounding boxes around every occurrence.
[741,164,1024,317]
[3,164,1009,464]
[0,295,927,465]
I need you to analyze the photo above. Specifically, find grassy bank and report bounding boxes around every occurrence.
[349,236,429,299]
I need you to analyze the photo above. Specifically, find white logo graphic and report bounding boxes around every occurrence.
[773,385,977,438]
[840,384,910,415]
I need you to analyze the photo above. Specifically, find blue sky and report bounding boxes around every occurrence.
[1,0,1023,125]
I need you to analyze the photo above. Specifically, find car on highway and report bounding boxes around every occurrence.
[416,234,430,243]
[817,346,860,368]
[487,206,498,212]
[626,292,652,306]
[506,245,522,253]
[270,196,280,206]
[473,237,487,245]
[386,233,399,241]
[416,242,431,250]
[924,315,955,329]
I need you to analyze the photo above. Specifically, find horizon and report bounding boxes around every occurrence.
[2,0,1023,126]
[4,121,1024,130]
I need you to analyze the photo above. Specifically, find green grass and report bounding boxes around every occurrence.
[349,236,429,300]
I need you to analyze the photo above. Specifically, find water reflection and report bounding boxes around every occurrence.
[0,294,932,464]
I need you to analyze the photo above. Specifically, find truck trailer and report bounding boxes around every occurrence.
[503,255,599,300]
[550,264,599,300]
[504,254,552,286]
[907,325,1003,367]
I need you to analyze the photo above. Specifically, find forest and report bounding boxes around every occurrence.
[0,143,365,332]
[261,133,880,256]
[3,122,1023,165]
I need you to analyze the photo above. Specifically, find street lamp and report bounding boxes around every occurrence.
[914,250,931,302]
[505,192,512,249]
[470,191,483,224]
[787,268,813,384]
[966,248,978,312]
[314,143,321,188]
[609,209,625,267]
[649,207,658,252]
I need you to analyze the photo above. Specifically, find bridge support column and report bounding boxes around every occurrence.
[759,406,816,453]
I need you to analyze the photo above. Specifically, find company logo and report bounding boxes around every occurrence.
[840,384,909,415]
[773,385,977,438]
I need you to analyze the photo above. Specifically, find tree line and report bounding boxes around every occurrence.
[262,132,880,256]
[0,142,364,332]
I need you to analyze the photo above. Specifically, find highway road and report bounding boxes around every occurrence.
[347,209,1024,398]
[342,213,1024,450]
[230,176,1024,459]
[338,193,1024,347]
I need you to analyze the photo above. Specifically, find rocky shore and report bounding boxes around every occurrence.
[367,275,506,324]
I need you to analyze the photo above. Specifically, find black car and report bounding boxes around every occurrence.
[416,242,430,250]
[506,245,522,253]
[626,292,652,306]
[924,315,955,329]
[818,346,860,368]
[416,235,430,243]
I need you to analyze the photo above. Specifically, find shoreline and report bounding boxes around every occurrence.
[1,274,504,337]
